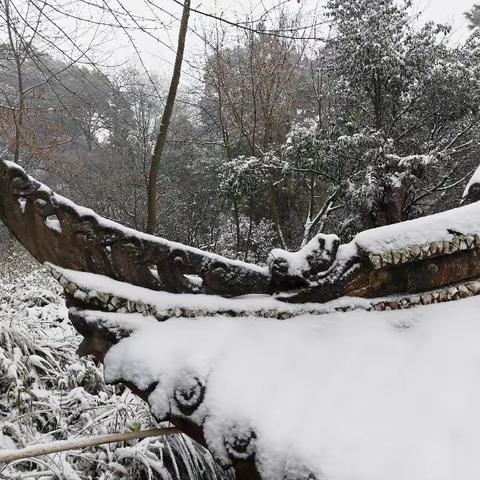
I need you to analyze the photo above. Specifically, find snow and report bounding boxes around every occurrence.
[0,432,16,451]
[102,297,480,480]
[352,199,480,255]
[49,264,375,317]
[269,234,339,276]
[17,197,26,213]
[183,274,203,287]
[75,308,157,334]
[45,215,62,233]
[462,164,480,199]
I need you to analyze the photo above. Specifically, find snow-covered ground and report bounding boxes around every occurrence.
[0,263,228,480]
[102,295,480,480]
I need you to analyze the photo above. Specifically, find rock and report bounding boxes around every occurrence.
[475,234,480,248]
[409,295,421,305]
[459,238,469,250]
[438,290,449,302]
[457,284,471,298]
[447,287,458,299]
[392,251,402,265]
[96,291,110,305]
[65,282,77,295]
[442,241,451,254]
[451,235,462,248]
[369,255,383,270]
[421,294,432,305]
[382,252,394,265]
[411,245,422,258]
[135,302,145,314]
[284,460,320,480]
[421,244,431,256]
[467,281,480,295]
[110,296,124,309]
[73,289,87,301]
[465,235,476,248]
[432,241,444,255]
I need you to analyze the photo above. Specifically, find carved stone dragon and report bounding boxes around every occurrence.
[2,157,480,479]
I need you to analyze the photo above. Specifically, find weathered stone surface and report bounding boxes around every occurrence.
[457,285,471,298]
[468,281,480,294]
[411,245,422,258]
[135,302,146,313]
[369,254,383,269]
[96,291,110,305]
[108,296,121,309]
[65,282,78,295]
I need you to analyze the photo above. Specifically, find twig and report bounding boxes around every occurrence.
[0,427,181,464]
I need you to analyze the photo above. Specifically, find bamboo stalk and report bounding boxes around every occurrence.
[0,427,181,463]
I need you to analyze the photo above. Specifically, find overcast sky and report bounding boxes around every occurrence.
[79,0,477,81]
[423,0,473,33]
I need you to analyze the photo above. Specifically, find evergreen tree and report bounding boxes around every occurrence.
[466,4,480,29]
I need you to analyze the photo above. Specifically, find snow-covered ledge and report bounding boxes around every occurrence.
[75,297,480,480]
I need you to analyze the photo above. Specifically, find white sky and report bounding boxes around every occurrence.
[107,0,476,81]
[12,0,472,84]
[422,0,473,37]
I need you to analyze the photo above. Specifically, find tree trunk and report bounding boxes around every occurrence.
[269,182,287,249]
[301,174,316,247]
[233,196,241,258]
[244,196,254,261]
[146,0,191,234]
[365,185,405,228]
[5,0,25,164]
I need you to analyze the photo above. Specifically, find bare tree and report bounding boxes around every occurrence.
[146,0,191,234]
[1,0,44,163]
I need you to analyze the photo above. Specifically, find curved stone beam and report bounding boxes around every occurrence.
[0,159,271,297]
[4,157,480,305]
